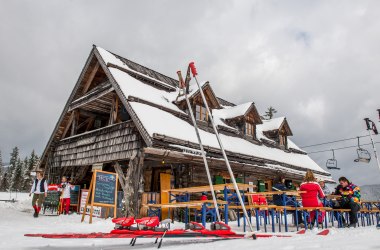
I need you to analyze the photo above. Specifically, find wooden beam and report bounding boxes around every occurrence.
[113,96,119,123]
[77,117,93,131]
[70,110,79,136]
[69,83,113,111]
[108,94,116,125]
[61,112,75,139]
[85,117,95,132]
[82,62,100,94]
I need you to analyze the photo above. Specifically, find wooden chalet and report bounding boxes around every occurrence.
[38,45,332,215]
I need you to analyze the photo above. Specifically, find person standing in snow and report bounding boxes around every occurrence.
[333,177,361,227]
[299,170,326,227]
[59,176,73,215]
[29,171,48,218]
[272,173,304,226]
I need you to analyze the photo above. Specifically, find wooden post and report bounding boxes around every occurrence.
[114,175,118,219]
[89,172,96,224]
[108,94,115,125]
[81,173,94,223]
[113,97,119,123]
[114,151,145,217]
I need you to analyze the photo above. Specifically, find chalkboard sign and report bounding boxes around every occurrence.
[70,185,81,205]
[93,171,117,205]
[81,170,118,224]
[44,191,60,206]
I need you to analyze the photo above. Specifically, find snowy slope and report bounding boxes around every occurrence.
[361,185,380,201]
[0,192,379,250]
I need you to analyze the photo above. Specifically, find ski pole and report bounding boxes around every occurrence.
[177,71,221,222]
[188,62,255,233]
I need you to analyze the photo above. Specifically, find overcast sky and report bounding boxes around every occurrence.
[0,1,379,185]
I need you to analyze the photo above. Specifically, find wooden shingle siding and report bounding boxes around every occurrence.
[53,121,143,167]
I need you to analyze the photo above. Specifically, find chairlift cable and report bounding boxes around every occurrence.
[300,135,371,148]
[308,141,380,154]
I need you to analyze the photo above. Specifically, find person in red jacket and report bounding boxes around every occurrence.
[300,170,325,226]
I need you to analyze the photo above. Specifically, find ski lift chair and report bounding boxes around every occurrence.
[354,137,371,163]
[326,150,340,170]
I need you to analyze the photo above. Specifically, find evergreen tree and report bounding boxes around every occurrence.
[22,150,39,191]
[0,150,3,191]
[21,157,29,192]
[264,106,278,120]
[11,158,23,191]
[7,147,19,191]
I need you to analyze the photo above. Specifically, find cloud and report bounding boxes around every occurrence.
[296,97,326,128]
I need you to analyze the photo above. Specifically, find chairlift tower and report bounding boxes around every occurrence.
[364,118,380,172]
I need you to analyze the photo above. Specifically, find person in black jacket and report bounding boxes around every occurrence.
[272,173,304,226]
[333,177,361,227]
[29,171,48,218]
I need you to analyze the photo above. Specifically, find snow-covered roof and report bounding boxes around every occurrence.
[97,47,176,91]
[260,117,286,131]
[213,102,253,120]
[129,101,328,174]
[94,46,329,176]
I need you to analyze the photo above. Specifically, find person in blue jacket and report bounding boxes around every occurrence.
[272,173,304,226]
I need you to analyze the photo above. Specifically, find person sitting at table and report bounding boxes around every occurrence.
[272,173,304,226]
[200,192,208,201]
[333,176,361,228]
[300,170,325,226]
[319,180,331,195]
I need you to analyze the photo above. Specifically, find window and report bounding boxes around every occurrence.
[245,122,255,137]
[279,134,287,148]
[195,105,208,121]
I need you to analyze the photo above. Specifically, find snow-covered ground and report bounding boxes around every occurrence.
[0,192,379,250]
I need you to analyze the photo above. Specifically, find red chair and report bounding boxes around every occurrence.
[112,217,135,228]
[135,216,160,228]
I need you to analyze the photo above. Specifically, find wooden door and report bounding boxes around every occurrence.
[160,173,171,219]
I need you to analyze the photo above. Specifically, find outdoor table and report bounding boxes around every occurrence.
[361,200,380,210]
[162,183,255,225]
[246,191,306,232]
[144,200,227,227]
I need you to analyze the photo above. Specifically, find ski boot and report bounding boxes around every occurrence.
[33,206,38,218]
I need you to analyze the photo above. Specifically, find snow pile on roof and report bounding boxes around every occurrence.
[108,68,183,114]
[97,47,175,90]
[260,117,285,131]
[129,102,328,174]
[176,80,208,102]
[97,47,128,69]
[287,139,306,153]
[213,102,253,120]
[256,124,275,142]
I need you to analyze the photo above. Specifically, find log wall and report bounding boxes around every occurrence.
[53,121,142,167]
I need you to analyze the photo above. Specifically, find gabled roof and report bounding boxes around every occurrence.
[260,117,293,136]
[217,97,235,107]
[213,102,263,124]
[176,81,221,109]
